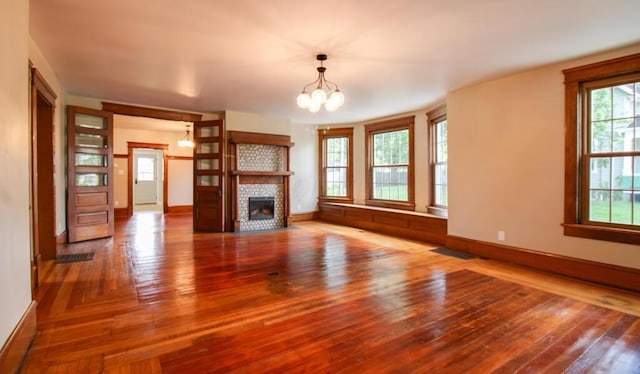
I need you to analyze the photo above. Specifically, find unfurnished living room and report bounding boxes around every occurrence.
[2,0,640,372]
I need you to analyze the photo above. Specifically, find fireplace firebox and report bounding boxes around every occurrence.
[248,196,275,220]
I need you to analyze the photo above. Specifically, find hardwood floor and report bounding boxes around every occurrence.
[21,213,640,373]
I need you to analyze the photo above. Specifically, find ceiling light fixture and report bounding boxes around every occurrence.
[178,124,194,148]
[296,54,344,113]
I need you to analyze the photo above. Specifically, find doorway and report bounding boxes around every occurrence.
[30,66,57,291]
[133,149,164,212]
[127,142,169,215]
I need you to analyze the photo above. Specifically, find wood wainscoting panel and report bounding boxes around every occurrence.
[447,235,640,293]
[56,231,67,244]
[114,208,128,217]
[318,202,447,245]
[0,301,37,373]
[290,212,318,223]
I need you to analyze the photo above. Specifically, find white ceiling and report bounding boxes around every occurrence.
[30,0,640,125]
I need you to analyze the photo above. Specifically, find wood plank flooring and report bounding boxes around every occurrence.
[20,213,640,373]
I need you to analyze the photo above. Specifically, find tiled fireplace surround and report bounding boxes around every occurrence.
[228,131,293,232]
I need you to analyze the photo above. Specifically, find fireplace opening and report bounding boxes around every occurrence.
[248,196,275,220]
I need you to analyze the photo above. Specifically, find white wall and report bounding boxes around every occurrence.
[289,123,319,213]
[0,0,33,347]
[448,43,640,269]
[29,38,66,236]
[226,110,290,135]
[168,159,193,206]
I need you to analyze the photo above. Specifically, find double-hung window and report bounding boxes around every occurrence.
[563,53,640,244]
[428,105,448,216]
[319,128,353,203]
[365,116,415,210]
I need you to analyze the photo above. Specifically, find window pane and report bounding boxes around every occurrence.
[75,113,106,129]
[611,191,633,224]
[589,157,610,189]
[76,133,105,148]
[591,121,611,153]
[137,157,155,181]
[636,83,640,116]
[373,129,408,166]
[591,87,612,121]
[635,193,640,225]
[327,137,348,167]
[635,156,640,179]
[612,83,634,118]
[589,190,610,223]
[373,166,408,201]
[326,167,347,197]
[611,156,632,189]
[613,119,633,152]
[75,153,106,167]
[436,185,448,206]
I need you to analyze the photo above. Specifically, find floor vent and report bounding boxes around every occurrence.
[56,253,95,263]
[430,247,475,260]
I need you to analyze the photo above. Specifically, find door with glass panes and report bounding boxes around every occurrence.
[193,120,224,232]
[66,106,114,242]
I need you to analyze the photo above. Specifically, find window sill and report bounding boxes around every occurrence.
[365,199,415,211]
[427,206,448,218]
[319,197,354,204]
[563,223,640,245]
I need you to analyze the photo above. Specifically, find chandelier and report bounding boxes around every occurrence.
[296,54,344,112]
[178,124,194,148]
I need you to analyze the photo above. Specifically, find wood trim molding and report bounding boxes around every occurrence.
[166,205,193,215]
[114,154,128,159]
[56,231,67,244]
[446,235,640,293]
[102,102,203,122]
[168,156,193,161]
[227,131,294,147]
[318,202,447,245]
[290,211,318,223]
[127,142,169,216]
[0,301,37,374]
[114,208,128,217]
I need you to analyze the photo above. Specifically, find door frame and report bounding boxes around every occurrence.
[30,64,57,291]
[127,142,168,215]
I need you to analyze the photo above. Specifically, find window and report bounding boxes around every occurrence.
[365,116,415,210]
[137,157,155,181]
[563,52,640,244]
[319,128,353,203]
[428,105,448,216]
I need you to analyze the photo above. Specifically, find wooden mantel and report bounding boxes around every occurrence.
[226,131,294,232]
[228,131,295,148]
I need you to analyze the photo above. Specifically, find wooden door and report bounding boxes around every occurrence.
[193,120,224,232]
[134,151,159,205]
[67,106,114,242]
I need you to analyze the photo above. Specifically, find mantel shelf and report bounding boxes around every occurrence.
[230,170,294,176]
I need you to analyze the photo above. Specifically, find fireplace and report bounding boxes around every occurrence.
[248,196,275,220]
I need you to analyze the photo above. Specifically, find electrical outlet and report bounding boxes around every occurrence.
[498,230,505,242]
[115,200,119,206]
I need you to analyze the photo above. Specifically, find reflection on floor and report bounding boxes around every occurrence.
[134,203,163,213]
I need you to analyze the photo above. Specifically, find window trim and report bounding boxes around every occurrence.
[427,104,448,217]
[365,116,415,211]
[318,127,354,203]
[563,52,640,245]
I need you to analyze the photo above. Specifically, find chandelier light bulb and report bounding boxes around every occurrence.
[309,100,322,113]
[311,88,327,105]
[330,90,344,107]
[297,92,311,108]
[296,54,344,113]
